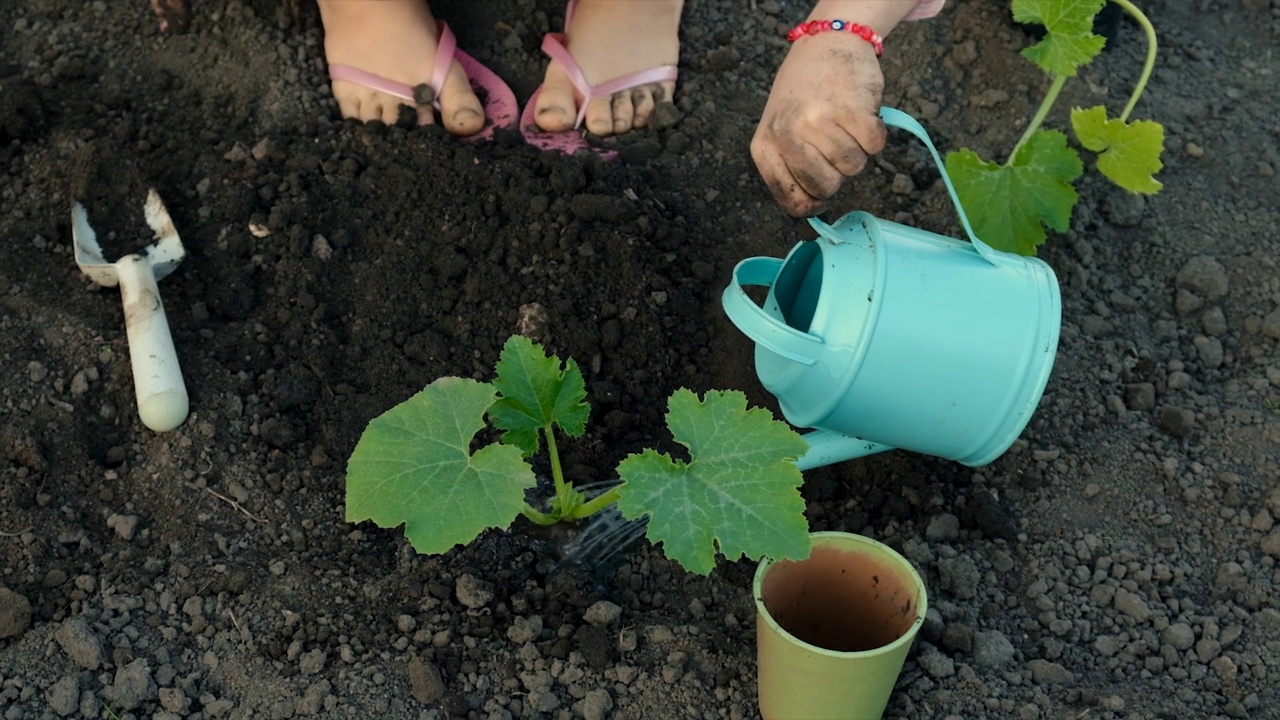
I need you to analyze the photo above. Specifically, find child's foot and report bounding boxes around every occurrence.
[317,0,484,133]
[533,0,683,138]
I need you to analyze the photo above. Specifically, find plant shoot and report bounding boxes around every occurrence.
[346,335,812,575]
[945,0,1164,255]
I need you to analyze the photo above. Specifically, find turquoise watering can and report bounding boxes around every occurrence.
[723,108,1061,471]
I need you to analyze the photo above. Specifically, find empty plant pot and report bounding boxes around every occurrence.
[754,532,928,720]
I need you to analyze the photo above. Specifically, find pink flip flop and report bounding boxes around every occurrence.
[327,22,518,141]
[520,0,678,159]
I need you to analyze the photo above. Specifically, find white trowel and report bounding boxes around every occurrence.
[72,188,189,432]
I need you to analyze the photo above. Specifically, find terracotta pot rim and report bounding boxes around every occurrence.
[753,531,928,659]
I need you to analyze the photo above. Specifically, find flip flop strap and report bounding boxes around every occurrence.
[327,22,458,111]
[328,64,417,104]
[430,22,456,100]
[539,32,678,128]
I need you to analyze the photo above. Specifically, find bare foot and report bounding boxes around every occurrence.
[533,0,682,138]
[317,0,484,133]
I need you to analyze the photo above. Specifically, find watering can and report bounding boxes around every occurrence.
[723,108,1061,471]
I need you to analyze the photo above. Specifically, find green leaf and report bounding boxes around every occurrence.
[1013,0,1107,76]
[1071,105,1165,194]
[489,335,590,457]
[346,377,535,555]
[615,390,811,576]
[946,130,1084,256]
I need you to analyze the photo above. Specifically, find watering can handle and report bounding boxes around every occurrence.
[876,107,1003,265]
[721,257,824,367]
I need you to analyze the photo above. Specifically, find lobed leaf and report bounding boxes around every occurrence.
[346,377,536,555]
[489,335,590,457]
[1071,105,1165,194]
[1013,0,1107,76]
[615,390,811,576]
[946,130,1084,256]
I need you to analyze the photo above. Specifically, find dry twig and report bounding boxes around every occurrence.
[185,482,266,524]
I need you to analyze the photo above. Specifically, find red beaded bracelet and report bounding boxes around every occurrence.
[786,20,884,57]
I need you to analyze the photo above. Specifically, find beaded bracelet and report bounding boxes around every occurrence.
[786,20,884,57]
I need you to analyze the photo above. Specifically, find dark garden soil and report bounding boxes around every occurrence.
[2,0,1280,718]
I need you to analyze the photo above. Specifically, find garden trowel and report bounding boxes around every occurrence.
[72,188,189,432]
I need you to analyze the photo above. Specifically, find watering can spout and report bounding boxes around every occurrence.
[794,430,893,472]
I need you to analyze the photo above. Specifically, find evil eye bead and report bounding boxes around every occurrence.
[831,20,845,31]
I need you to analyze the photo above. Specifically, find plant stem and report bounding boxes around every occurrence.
[568,486,622,520]
[522,504,558,526]
[545,426,573,513]
[1108,0,1157,122]
[1007,74,1067,164]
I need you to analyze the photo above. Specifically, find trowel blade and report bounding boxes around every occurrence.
[143,188,184,281]
[71,203,120,287]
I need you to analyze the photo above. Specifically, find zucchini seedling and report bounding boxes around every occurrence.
[346,335,812,575]
[945,0,1164,255]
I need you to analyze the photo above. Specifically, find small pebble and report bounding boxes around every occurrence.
[1161,623,1195,651]
[584,600,622,627]
[455,574,494,609]
[972,630,1015,668]
[1124,383,1156,411]
[1202,307,1228,336]
[107,513,139,540]
[411,83,435,106]
[1261,308,1280,340]
[1176,256,1230,301]
[55,616,105,670]
[407,657,445,704]
[925,513,960,542]
[0,588,33,639]
[311,234,333,260]
[1260,531,1280,559]
[918,646,956,678]
[299,648,327,675]
[1157,406,1196,436]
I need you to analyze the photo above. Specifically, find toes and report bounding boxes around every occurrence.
[631,87,655,128]
[438,59,485,135]
[584,95,616,137]
[653,80,675,105]
[332,83,414,126]
[620,81,675,133]
[611,92,635,135]
[534,64,579,132]
[333,84,365,122]
[535,67,678,137]
[376,98,401,126]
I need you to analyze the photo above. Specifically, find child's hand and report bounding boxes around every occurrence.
[751,33,887,218]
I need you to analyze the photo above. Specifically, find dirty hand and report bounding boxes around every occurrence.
[750,33,888,218]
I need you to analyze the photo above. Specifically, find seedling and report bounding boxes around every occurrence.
[945,0,1164,255]
[345,335,812,575]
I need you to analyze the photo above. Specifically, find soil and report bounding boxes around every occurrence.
[2,1,1279,719]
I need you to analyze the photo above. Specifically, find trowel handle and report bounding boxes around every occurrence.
[115,255,189,432]
[722,257,825,367]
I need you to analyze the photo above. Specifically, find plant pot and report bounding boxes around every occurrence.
[753,532,928,720]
